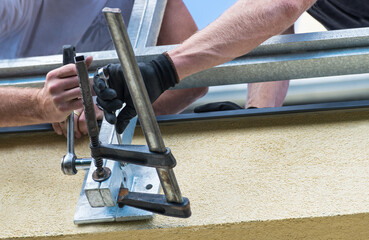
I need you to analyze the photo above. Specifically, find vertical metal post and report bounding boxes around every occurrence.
[127,0,168,48]
[102,7,183,203]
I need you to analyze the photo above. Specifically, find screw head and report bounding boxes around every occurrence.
[92,167,112,182]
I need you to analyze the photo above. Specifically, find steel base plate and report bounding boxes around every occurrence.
[74,163,160,224]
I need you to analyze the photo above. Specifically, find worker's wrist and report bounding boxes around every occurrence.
[162,52,180,84]
[34,88,48,122]
[165,49,193,81]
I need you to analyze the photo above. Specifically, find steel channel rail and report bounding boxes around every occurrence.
[102,8,182,203]
[2,27,369,88]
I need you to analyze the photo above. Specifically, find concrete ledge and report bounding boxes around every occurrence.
[33,214,369,240]
[1,109,369,239]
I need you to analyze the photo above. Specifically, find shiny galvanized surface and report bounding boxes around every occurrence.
[75,117,161,224]
[127,0,167,48]
[2,27,369,85]
[1,28,369,108]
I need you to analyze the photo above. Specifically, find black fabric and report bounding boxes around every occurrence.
[93,53,178,133]
[307,0,369,30]
[194,101,243,113]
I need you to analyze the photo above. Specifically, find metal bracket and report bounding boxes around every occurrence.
[74,117,162,224]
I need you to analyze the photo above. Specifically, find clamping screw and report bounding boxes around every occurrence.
[74,55,111,182]
[90,136,111,182]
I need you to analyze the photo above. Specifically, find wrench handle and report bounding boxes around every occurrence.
[63,45,76,154]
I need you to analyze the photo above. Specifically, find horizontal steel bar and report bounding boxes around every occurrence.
[181,74,369,113]
[176,46,369,89]
[2,27,369,87]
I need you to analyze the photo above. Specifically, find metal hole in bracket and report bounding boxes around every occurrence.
[146,184,153,190]
[124,177,127,182]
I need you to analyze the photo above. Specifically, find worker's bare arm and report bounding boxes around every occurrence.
[0,65,82,127]
[0,87,45,127]
[0,56,93,127]
[93,0,316,132]
[169,0,316,80]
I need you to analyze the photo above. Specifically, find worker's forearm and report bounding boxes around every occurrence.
[0,87,44,127]
[168,0,316,80]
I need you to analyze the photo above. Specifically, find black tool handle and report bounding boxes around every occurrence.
[117,189,191,218]
[63,45,76,65]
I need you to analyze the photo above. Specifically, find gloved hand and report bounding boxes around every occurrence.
[93,53,179,134]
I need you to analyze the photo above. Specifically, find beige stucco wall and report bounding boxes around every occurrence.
[1,109,369,239]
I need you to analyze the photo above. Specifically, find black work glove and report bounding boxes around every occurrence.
[194,101,243,113]
[93,53,179,134]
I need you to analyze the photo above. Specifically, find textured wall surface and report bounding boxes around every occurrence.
[1,109,369,239]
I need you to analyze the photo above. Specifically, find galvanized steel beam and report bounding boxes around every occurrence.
[2,27,369,88]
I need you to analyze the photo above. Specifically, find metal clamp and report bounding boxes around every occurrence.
[103,7,186,204]
[73,55,190,218]
[61,3,191,222]
[99,6,191,217]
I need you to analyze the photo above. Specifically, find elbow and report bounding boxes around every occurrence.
[277,0,316,20]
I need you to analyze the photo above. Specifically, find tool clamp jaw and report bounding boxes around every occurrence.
[91,143,177,169]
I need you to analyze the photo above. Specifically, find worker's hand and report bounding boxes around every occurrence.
[37,56,93,124]
[93,53,179,134]
[75,105,104,136]
[51,108,83,138]
[52,106,104,138]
